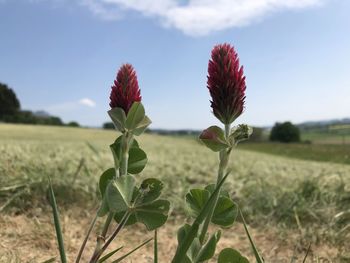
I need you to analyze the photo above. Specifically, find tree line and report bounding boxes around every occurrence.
[0,82,80,127]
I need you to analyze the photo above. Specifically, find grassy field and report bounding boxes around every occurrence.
[240,142,350,165]
[1,124,350,262]
[302,131,350,145]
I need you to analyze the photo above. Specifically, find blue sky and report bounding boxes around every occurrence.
[0,0,349,129]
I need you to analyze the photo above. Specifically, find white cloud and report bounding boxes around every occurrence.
[79,98,96,107]
[46,98,96,113]
[80,0,324,36]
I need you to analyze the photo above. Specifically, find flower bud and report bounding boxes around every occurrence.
[109,64,141,114]
[229,124,253,145]
[207,43,246,124]
[199,126,229,152]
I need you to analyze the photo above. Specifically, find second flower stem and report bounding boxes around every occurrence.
[199,124,231,244]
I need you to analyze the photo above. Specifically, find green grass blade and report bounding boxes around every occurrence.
[86,141,100,155]
[98,246,123,263]
[172,173,229,263]
[75,213,98,263]
[302,243,311,263]
[111,238,153,263]
[154,229,158,263]
[239,208,264,263]
[48,177,67,263]
[41,257,56,263]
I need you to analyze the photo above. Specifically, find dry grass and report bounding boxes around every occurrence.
[0,207,341,262]
[1,124,350,262]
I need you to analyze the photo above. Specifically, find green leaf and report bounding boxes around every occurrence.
[212,196,238,227]
[108,107,127,132]
[240,209,264,263]
[133,115,152,136]
[114,178,170,230]
[114,210,137,226]
[229,125,253,145]
[113,187,140,225]
[114,135,140,148]
[110,136,145,174]
[99,168,116,197]
[114,199,170,231]
[199,126,230,152]
[107,175,136,213]
[205,184,230,198]
[139,178,164,204]
[128,147,148,174]
[134,199,170,230]
[185,189,210,217]
[185,187,237,227]
[218,248,249,263]
[126,102,145,130]
[196,230,221,262]
[172,173,229,263]
[48,177,67,263]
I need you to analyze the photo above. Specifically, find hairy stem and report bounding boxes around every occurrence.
[89,131,133,263]
[89,213,114,263]
[199,123,231,243]
[119,132,131,177]
[90,212,131,262]
[102,212,114,237]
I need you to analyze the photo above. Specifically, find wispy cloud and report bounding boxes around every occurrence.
[47,97,96,113]
[79,98,96,107]
[80,0,324,36]
[8,0,325,35]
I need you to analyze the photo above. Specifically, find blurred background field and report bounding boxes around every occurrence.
[1,123,349,262]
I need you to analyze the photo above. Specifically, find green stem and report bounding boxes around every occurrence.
[89,212,130,263]
[119,132,131,177]
[89,202,116,262]
[154,229,158,263]
[199,123,231,244]
[101,212,114,237]
[89,131,133,263]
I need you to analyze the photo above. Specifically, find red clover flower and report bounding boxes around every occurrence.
[207,43,246,124]
[109,64,141,114]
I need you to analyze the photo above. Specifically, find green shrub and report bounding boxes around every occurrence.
[270,122,300,143]
[102,122,115,129]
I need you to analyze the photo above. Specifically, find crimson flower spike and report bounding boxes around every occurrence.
[109,64,141,114]
[207,43,246,124]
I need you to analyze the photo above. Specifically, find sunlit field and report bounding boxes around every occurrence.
[1,124,349,262]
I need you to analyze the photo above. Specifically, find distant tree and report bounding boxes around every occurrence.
[67,121,80,127]
[12,111,37,124]
[47,116,64,126]
[270,122,300,143]
[0,83,20,118]
[103,122,115,130]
